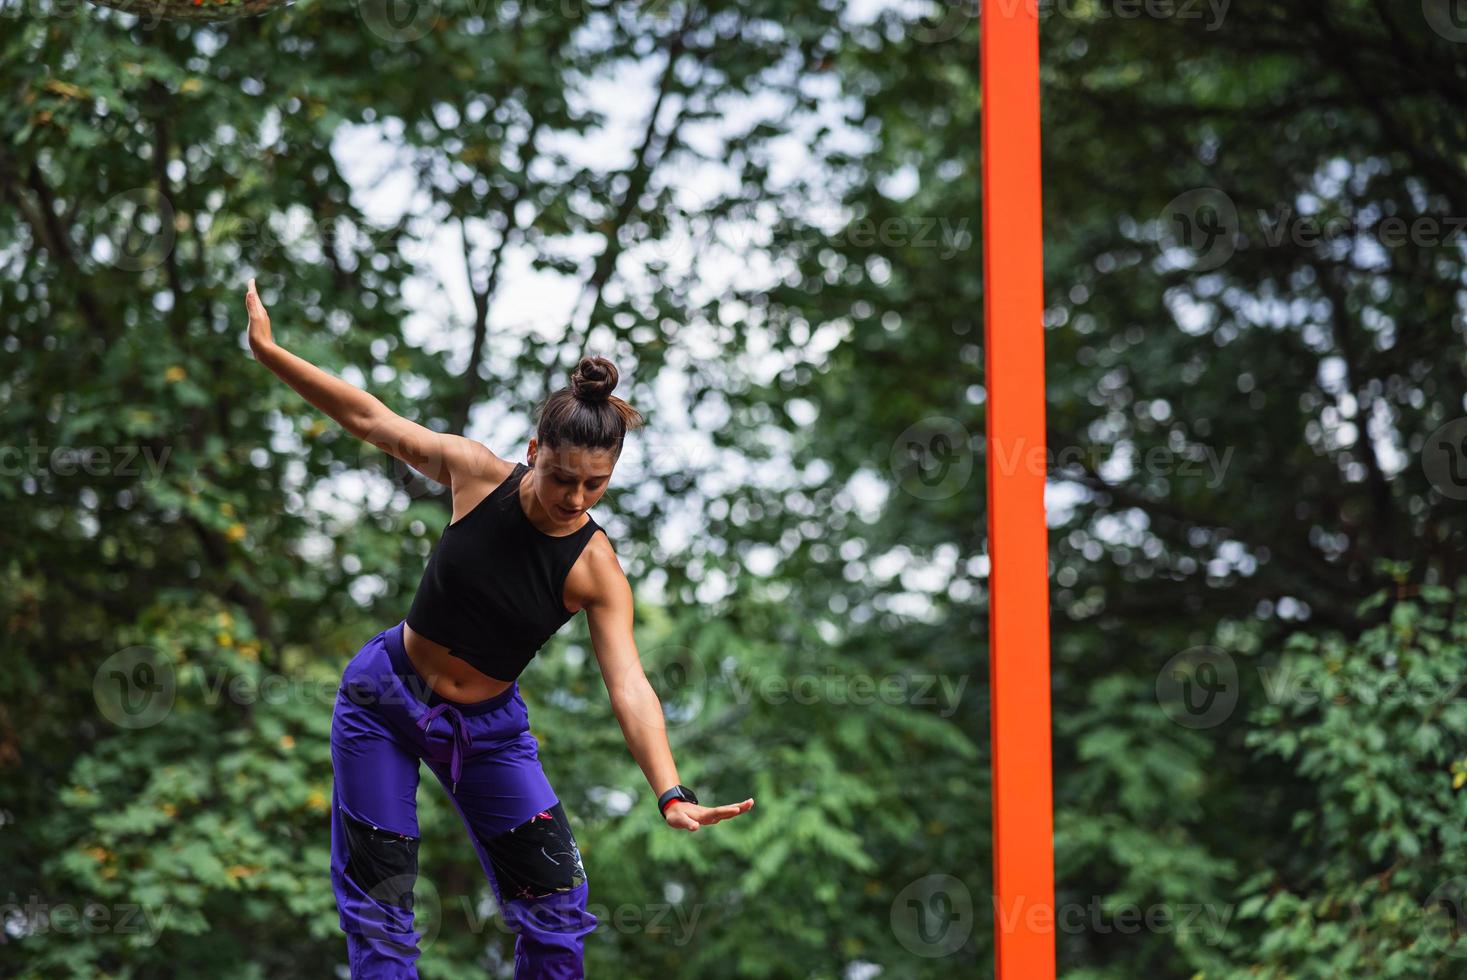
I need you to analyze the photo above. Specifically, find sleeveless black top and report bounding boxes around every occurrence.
[405,461,607,682]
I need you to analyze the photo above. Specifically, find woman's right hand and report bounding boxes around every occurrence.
[245,277,274,356]
[663,797,755,832]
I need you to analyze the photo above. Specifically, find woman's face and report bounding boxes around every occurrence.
[526,440,616,521]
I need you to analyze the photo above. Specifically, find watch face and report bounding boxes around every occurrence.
[661,786,697,811]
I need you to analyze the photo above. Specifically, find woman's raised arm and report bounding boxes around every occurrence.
[244,278,495,487]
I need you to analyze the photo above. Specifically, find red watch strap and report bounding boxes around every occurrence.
[659,785,697,814]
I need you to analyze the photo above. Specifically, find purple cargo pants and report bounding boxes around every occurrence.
[330,621,597,978]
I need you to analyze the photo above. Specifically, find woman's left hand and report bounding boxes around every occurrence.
[244,277,274,356]
[664,797,754,832]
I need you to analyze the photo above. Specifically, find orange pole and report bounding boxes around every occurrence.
[981,1,1055,977]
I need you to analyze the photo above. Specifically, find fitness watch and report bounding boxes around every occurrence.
[657,784,698,815]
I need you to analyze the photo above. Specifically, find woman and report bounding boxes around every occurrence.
[244,279,754,978]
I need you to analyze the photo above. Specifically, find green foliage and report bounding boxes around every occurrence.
[14,600,343,978]
[1218,581,1467,978]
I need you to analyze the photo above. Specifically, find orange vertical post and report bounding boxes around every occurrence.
[981,1,1055,978]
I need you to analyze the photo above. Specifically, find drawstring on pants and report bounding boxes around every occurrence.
[418,702,472,792]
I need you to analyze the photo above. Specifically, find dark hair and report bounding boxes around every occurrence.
[535,355,645,453]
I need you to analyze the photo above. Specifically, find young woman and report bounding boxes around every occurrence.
[244,279,754,978]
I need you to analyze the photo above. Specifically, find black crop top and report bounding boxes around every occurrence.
[404,461,607,682]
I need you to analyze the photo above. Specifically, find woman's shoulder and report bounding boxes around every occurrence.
[444,446,520,525]
[563,527,624,614]
[439,437,517,488]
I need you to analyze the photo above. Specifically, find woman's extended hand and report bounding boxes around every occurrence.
[245,277,274,355]
[664,797,755,832]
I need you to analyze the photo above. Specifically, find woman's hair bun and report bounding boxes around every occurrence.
[570,355,617,403]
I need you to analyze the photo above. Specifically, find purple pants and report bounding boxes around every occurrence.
[330,621,597,978]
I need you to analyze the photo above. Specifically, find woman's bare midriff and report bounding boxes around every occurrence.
[402,622,514,703]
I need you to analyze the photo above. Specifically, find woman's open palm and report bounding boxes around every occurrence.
[245,278,273,354]
[664,797,755,832]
